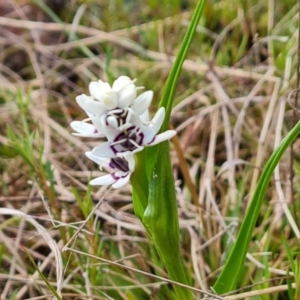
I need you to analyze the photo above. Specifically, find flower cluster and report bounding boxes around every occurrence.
[71,76,176,188]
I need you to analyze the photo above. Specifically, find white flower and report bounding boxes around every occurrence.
[71,75,177,190]
[89,107,176,158]
[88,76,138,110]
[91,90,153,131]
[85,152,135,189]
[75,80,153,133]
[71,90,154,138]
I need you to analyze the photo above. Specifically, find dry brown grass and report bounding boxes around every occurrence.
[0,0,299,299]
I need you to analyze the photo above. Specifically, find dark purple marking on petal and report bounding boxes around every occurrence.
[111,172,119,180]
[111,171,128,180]
[109,157,129,172]
[106,109,129,127]
[112,126,144,152]
[148,136,155,145]
[110,144,120,154]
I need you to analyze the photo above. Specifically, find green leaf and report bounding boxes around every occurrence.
[282,236,295,273]
[143,141,192,299]
[22,246,62,300]
[159,0,206,131]
[213,119,300,294]
[145,0,207,177]
[131,1,206,299]
[6,126,35,170]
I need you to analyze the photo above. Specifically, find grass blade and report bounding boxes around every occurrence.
[213,120,300,294]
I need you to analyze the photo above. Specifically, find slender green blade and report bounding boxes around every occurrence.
[23,246,62,300]
[133,0,206,214]
[159,0,206,131]
[144,0,207,177]
[213,120,300,294]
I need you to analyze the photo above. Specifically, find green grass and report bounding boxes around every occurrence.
[0,0,299,299]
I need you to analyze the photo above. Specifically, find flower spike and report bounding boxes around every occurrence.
[71,76,176,188]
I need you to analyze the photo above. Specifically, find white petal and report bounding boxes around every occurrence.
[91,142,116,157]
[150,107,165,133]
[88,81,101,99]
[127,113,144,127]
[86,112,95,119]
[72,132,99,137]
[112,76,133,92]
[112,174,130,189]
[139,110,150,123]
[97,79,106,85]
[91,115,106,135]
[88,81,118,109]
[85,151,110,168]
[101,90,118,109]
[70,121,94,133]
[89,174,116,186]
[129,147,145,155]
[140,126,156,144]
[82,100,107,116]
[114,144,145,156]
[131,91,153,115]
[76,94,94,111]
[101,127,121,142]
[126,155,135,172]
[118,122,133,131]
[113,77,137,108]
[70,121,103,137]
[117,86,137,108]
[89,81,109,100]
[106,116,119,128]
[148,130,176,146]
